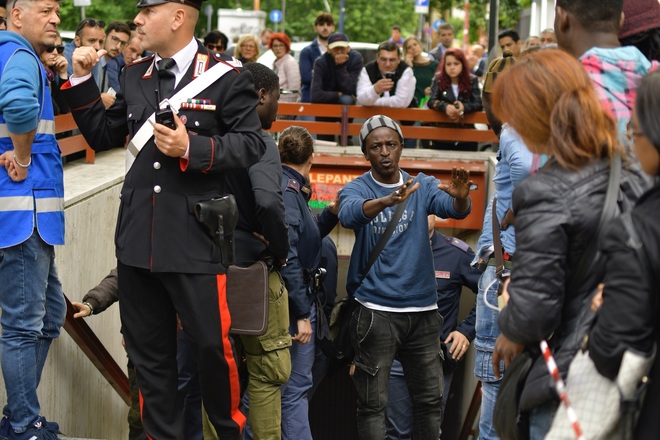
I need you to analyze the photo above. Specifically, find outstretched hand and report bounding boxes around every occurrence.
[327,189,341,215]
[388,178,420,207]
[438,167,472,201]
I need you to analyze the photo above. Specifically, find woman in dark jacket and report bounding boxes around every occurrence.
[589,70,660,438]
[277,126,339,440]
[490,50,643,439]
[427,48,482,151]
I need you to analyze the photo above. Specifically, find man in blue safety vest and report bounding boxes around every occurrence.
[0,0,67,439]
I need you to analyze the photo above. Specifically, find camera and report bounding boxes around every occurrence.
[155,105,176,130]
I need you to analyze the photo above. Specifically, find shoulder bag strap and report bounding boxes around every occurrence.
[567,152,622,293]
[357,198,409,286]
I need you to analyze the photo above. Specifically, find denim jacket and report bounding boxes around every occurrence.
[472,125,533,266]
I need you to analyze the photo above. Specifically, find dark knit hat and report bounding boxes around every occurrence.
[359,115,404,152]
[620,0,660,39]
[482,50,517,94]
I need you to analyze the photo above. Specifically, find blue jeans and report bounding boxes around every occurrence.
[478,380,501,440]
[529,401,558,440]
[280,303,316,440]
[474,265,506,440]
[352,305,443,440]
[0,233,66,432]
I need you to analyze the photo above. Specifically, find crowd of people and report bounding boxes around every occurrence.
[0,0,659,439]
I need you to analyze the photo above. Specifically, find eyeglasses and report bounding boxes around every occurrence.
[271,43,286,49]
[45,45,65,54]
[240,44,257,50]
[75,19,106,36]
[206,43,224,51]
[109,35,128,47]
[0,17,6,28]
[626,121,644,143]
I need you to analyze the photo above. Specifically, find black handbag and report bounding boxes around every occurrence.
[493,350,534,440]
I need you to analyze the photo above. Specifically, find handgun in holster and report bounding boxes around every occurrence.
[194,194,238,267]
[307,267,327,296]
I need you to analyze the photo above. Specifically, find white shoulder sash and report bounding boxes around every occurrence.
[125,58,241,173]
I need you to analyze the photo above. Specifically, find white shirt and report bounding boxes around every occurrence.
[356,65,417,107]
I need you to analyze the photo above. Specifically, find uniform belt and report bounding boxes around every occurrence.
[487,258,512,270]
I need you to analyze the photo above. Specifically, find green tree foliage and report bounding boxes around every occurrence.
[59,0,530,43]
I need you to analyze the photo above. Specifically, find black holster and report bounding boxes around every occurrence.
[194,195,238,267]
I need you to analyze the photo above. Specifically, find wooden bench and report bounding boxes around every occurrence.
[55,113,95,164]
[270,102,498,146]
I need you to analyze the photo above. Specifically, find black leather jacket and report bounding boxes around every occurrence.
[498,156,644,410]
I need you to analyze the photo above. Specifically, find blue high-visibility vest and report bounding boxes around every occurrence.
[0,41,64,248]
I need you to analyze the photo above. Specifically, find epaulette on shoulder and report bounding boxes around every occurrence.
[286,178,301,193]
[445,236,470,253]
[127,53,155,68]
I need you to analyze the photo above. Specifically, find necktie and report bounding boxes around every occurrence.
[157,58,177,99]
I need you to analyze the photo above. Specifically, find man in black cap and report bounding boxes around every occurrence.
[310,32,363,142]
[62,0,266,438]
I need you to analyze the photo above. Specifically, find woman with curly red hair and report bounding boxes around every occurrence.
[428,48,482,150]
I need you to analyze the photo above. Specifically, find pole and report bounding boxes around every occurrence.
[81,5,86,21]
[339,0,345,33]
[281,0,286,34]
[488,0,499,55]
[254,0,260,10]
[463,0,470,51]
[418,14,424,41]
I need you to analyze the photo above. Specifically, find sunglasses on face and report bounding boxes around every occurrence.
[46,45,65,54]
[206,43,224,51]
[0,17,6,27]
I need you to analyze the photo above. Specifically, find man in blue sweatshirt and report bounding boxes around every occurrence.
[0,0,67,439]
[338,115,472,440]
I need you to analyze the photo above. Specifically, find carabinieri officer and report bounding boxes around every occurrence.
[61,0,266,438]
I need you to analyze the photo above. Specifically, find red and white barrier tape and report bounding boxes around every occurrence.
[539,340,586,440]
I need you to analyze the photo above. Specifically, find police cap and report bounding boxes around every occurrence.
[136,0,203,10]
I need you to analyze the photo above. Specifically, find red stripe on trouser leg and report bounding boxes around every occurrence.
[216,274,247,430]
[138,387,153,440]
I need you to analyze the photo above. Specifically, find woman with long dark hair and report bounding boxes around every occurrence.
[427,48,482,151]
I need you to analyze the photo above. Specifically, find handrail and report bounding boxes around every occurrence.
[55,113,95,164]
[62,295,131,405]
[270,102,498,147]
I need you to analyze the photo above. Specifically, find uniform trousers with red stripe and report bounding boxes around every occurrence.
[117,262,244,440]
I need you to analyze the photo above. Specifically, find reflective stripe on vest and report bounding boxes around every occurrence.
[0,119,55,137]
[0,41,64,248]
[0,196,33,211]
[36,197,64,213]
